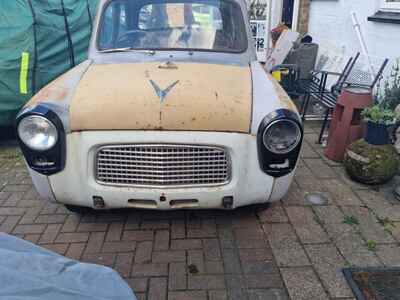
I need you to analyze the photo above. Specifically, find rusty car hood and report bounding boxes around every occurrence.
[69,62,252,132]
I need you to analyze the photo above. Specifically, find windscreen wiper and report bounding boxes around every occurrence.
[99,48,156,55]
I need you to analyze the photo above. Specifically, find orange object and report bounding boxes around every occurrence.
[324,87,373,162]
[271,23,289,47]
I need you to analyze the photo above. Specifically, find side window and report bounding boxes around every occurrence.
[120,8,127,35]
[99,2,128,49]
[99,5,114,46]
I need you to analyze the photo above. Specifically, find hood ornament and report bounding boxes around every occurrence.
[158,61,178,69]
[150,80,179,103]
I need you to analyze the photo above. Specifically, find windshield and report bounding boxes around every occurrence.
[98,0,248,53]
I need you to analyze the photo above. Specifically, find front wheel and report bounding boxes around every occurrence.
[65,205,92,214]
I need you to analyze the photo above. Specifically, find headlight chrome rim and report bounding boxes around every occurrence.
[17,115,58,151]
[262,119,302,155]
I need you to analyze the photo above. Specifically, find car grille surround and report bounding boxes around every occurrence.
[95,144,231,188]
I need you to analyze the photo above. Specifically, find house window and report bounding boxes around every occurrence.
[381,0,400,11]
[368,0,400,24]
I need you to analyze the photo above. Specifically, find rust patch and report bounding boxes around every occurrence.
[70,62,252,132]
[24,60,92,108]
[31,86,68,104]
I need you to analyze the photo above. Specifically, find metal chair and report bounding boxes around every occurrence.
[299,53,360,143]
[271,53,389,144]
[340,54,389,95]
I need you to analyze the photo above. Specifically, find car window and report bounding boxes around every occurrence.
[99,3,128,47]
[138,3,222,30]
[98,0,247,53]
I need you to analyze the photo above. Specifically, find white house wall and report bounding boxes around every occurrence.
[308,0,400,61]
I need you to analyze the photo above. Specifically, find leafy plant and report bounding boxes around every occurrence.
[343,215,359,226]
[380,59,400,111]
[376,215,395,235]
[384,226,393,235]
[376,216,395,228]
[361,105,397,125]
[366,240,377,252]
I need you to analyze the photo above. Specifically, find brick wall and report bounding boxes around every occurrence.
[297,0,310,33]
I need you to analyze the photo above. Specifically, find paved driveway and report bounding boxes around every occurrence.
[1,123,400,300]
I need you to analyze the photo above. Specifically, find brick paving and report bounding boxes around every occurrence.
[1,122,400,300]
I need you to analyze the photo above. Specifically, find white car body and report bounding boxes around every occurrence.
[17,0,303,210]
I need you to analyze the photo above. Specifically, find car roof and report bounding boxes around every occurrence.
[98,0,248,9]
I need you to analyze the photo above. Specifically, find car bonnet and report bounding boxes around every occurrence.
[69,61,253,133]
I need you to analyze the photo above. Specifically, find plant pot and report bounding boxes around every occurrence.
[344,139,399,185]
[365,121,390,145]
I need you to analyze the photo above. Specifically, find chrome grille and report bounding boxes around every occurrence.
[96,144,230,187]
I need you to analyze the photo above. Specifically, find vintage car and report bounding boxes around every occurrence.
[16,0,303,213]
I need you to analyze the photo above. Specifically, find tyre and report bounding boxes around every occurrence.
[65,205,92,214]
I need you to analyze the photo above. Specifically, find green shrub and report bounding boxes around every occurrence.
[380,59,400,110]
[361,105,397,125]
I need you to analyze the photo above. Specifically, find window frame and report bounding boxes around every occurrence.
[380,0,400,11]
[96,0,249,54]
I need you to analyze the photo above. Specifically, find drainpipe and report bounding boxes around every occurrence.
[266,0,273,58]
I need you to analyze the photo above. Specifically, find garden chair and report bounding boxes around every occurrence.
[316,54,389,144]
[298,53,360,144]
[339,54,389,96]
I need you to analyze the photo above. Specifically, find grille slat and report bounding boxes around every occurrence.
[98,154,226,161]
[98,167,228,174]
[96,144,230,187]
[97,170,228,176]
[97,162,228,169]
[99,162,227,172]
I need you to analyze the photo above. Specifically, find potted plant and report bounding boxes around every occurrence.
[343,62,400,185]
[361,105,397,145]
[343,105,399,185]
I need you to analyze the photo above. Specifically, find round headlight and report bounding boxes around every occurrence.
[263,119,301,154]
[18,115,58,151]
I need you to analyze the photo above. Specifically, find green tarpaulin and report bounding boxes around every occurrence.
[0,0,99,127]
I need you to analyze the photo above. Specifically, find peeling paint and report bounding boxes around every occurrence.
[70,62,252,133]
[23,60,93,132]
[26,60,92,108]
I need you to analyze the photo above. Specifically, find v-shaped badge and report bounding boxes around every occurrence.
[150,80,179,103]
